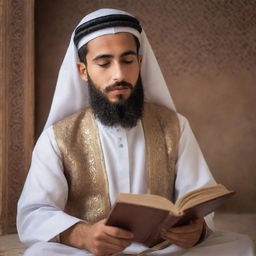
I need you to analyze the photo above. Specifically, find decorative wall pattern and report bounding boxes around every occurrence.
[139,0,256,76]
[6,0,26,233]
[0,0,5,236]
[0,0,34,234]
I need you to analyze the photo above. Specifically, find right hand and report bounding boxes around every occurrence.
[60,219,134,256]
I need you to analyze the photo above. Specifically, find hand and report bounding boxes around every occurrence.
[60,219,133,256]
[160,217,205,248]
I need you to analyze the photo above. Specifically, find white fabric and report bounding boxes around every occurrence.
[77,27,141,50]
[23,232,254,256]
[17,115,216,246]
[96,119,147,203]
[17,114,254,255]
[44,8,176,129]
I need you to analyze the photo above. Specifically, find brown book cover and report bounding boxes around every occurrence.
[105,184,235,247]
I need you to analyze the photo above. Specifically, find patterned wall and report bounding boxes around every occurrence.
[1,0,34,233]
[35,0,256,212]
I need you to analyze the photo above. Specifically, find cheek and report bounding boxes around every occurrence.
[128,66,140,85]
[120,62,140,84]
[87,67,111,88]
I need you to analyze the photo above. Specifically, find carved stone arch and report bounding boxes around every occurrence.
[0,0,34,234]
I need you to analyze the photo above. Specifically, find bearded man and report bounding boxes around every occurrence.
[17,8,254,256]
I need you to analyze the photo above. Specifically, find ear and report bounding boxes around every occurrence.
[138,55,143,67]
[77,62,88,81]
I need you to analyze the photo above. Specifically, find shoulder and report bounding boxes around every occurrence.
[53,108,92,130]
[52,108,94,143]
[144,103,191,130]
[144,103,176,115]
[143,103,180,138]
[33,125,62,158]
[144,103,178,124]
[176,113,190,133]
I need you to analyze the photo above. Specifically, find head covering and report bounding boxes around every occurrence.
[44,8,176,129]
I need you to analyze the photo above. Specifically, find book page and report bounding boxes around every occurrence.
[175,184,233,211]
[117,193,177,212]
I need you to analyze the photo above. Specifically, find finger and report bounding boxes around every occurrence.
[162,231,199,241]
[96,230,132,248]
[161,229,201,248]
[164,226,202,235]
[91,234,131,255]
[163,236,197,249]
[161,231,199,247]
[91,241,125,256]
[103,226,134,240]
[104,235,132,248]
[165,218,204,234]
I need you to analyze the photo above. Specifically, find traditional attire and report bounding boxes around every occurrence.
[17,8,254,256]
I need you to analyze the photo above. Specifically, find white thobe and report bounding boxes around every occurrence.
[17,114,254,256]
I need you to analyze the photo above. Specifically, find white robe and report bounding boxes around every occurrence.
[17,114,254,255]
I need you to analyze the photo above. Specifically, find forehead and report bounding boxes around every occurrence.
[86,32,137,56]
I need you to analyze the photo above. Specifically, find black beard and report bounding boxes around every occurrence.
[88,74,144,128]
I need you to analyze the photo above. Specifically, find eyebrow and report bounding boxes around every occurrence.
[92,50,137,62]
[120,50,137,57]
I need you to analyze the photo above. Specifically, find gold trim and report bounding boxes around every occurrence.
[142,104,180,200]
[53,109,110,223]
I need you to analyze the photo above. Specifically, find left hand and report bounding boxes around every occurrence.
[160,217,205,248]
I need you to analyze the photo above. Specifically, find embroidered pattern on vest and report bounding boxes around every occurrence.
[53,109,110,223]
[53,104,180,223]
[143,104,180,201]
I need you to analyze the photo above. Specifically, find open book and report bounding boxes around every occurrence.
[105,184,234,247]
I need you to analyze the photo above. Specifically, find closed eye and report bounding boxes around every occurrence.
[122,60,134,64]
[98,62,110,67]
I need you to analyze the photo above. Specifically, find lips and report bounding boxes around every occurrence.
[105,81,133,93]
[109,86,130,94]
[109,86,130,91]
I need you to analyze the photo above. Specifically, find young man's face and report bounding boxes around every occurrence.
[78,32,142,103]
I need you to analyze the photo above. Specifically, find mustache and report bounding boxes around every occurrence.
[104,81,133,92]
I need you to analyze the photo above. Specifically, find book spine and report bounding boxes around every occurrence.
[159,213,182,231]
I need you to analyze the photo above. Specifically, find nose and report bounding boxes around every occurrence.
[112,63,125,82]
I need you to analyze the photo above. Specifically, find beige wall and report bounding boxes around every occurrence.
[35,0,256,213]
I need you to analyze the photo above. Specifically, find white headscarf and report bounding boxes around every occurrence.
[44,8,176,129]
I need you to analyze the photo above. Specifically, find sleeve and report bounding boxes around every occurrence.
[17,126,82,246]
[174,114,216,230]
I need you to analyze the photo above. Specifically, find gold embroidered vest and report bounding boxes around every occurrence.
[53,103,180,224]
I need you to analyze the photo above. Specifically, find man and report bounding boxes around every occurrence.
[17,8,254,256]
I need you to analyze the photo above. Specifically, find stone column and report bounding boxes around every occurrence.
[0,0,34,234]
